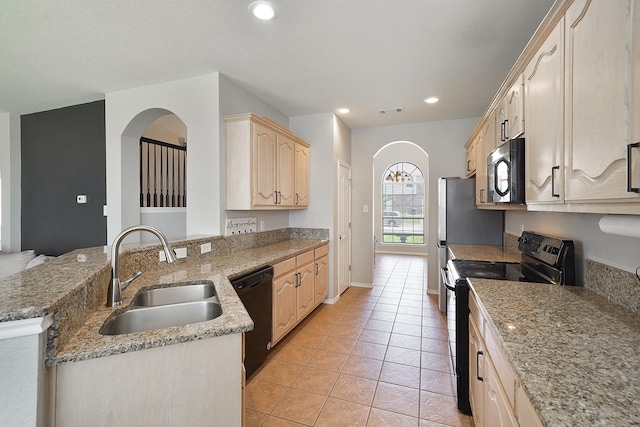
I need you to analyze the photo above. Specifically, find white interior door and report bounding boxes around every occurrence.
[338,160,352,295]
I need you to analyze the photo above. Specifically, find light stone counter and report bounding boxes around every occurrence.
[447,243,520,263]
[448,245,640,426]
[0,230,328,366]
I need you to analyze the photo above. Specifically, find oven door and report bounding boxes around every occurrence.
[441,264,471,415]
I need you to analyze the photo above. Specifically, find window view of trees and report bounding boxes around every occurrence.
[381,162,425,244]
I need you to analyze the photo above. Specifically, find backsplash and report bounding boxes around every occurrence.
[584,260,640,315]
[122,228,329,278]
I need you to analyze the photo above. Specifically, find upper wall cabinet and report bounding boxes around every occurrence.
[467,0,640,215]
[465,135,478,178]
[496,75,525,144]
[525,18,565,204]
[225,114,310,210]
[564,0,640,207]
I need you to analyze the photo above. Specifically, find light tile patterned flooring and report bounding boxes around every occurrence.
[245,254,472,427]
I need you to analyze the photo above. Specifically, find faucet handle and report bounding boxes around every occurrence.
[121,271,142,291]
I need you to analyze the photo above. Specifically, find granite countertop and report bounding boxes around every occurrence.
[0,237,328,366]
[447,243,520,263]
[448,245,640,426]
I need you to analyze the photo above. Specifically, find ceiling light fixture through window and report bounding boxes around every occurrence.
[249,1,279,20]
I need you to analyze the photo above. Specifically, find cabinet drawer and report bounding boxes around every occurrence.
[314,244,328,259]
[296,250,314,266]
[273,258,296,277]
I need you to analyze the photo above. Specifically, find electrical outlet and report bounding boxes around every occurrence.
[159,251,166,262]
[174,248,187,259]
[77,254,87,262]
[201,242,212,254]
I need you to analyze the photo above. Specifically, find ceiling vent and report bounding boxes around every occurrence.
[379,107,403,114]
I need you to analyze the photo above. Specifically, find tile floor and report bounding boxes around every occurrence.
[245,254,472,427]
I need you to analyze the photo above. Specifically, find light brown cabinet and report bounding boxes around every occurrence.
[563,0,640,206]
[496,74,525,144]
[224,113,310,210]
[475,114,497,207]
[272,244,329,345]
[465,136,478,178]
[314,244,329,306]
[524,18,565,204]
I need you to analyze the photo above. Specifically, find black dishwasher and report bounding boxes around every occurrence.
[231,266,273,377]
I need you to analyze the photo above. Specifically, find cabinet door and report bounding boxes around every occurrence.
[295,142,310,207]
[565,0,640,203]
[277,135,296,207]
[476,114,496,206]
[272,271,297,343]
[525,18,565,204]
[466,137,478,178]
[469,319,485,427]
[314,254,329,306]
[496,101,508,145]
[296,262,315,321]
[252,123,278,207]
[484,358,518,427]
[506,74,524,139]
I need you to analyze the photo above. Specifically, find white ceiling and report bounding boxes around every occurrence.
[0,0,554,129]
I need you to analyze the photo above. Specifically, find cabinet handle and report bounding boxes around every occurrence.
[273,191,278,204]
[477,351,484,382]
[503,119,509,141]
[551,166,560,198]
[479,188,485,203]
[467,159,471,172]
[296,272,301,287]
[295,193,299,205]
[315,262,319,275]
[627,142,640,193]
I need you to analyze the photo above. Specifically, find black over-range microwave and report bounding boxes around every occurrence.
[487,138,525,204]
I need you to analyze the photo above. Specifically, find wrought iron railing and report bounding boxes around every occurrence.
[140,137,187,207]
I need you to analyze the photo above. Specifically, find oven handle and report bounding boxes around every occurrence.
[440,267,456,292]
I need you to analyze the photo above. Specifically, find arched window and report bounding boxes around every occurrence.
[381,162,425,245]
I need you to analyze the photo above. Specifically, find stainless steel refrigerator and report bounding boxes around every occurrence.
[437,177,504,313]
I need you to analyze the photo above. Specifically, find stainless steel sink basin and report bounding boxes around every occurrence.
[131,282,218,307]
[100,301,223,335]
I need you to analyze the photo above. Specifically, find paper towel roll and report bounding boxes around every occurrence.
[598,215,640,238]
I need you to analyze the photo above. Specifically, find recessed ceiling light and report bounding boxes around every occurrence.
[249,1,279,20]
[424,97,439,104]
[337,107,350,114]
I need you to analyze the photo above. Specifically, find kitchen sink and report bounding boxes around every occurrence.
[131,282,218,307]
[100,300,223,335]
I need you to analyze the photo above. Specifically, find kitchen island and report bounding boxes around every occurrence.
[449,244,640,426]
[0,228,329,426]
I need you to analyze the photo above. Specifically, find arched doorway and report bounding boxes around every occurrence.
[373,141,429,255]
[118,109,188,244]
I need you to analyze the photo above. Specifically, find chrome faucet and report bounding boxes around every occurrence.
[107,225,177,307]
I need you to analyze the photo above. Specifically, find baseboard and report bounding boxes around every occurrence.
[350,282,373,289]
[322,295,340,305]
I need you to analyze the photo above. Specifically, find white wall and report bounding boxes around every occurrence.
[373,142,429,255]
[506,211,640,281]
[0,112,21,252]
[105,74,221,243]
[351,118,479,291]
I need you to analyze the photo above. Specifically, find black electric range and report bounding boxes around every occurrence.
[441,231,576,415]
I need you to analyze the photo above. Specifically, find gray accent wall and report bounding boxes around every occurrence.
[21,101,107,255]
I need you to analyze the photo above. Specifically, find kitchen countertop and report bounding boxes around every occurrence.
[447,243,520,263]
[449,244,640,426]
[0,237,328,366]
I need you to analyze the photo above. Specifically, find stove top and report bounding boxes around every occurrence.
[449,259,549,283]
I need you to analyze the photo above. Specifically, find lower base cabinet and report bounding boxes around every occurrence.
[47,333,243,427]
[272,244,329,345]
[469,292,542,427]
